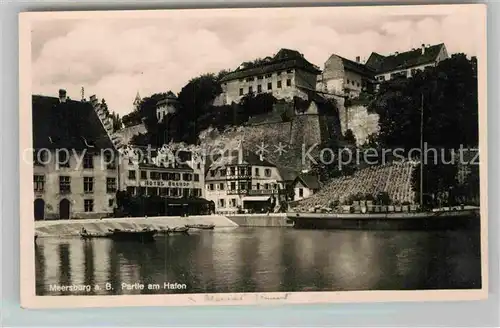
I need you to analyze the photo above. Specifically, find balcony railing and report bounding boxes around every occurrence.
[247,189,279,196]
[227,189,248,195]
[225,174,251,180]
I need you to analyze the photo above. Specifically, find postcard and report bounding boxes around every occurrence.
[19,4,488,308]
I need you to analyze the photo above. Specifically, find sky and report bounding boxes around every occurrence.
[30,5,484,116]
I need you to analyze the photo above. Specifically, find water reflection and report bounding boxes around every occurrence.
[35,228,481,296]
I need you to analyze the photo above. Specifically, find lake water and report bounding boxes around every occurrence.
[35,227,482,295]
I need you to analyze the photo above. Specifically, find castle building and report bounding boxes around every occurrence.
[204,144,286,214]
[32,89,120,220]
[156,91,178,122]
[316,54,376,99]
[219,48,321,104]
[365,43,449,82]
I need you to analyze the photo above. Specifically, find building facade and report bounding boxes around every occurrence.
[292,173,320,202]
[204,145,285,214]
[220,48,321,104]
[33,90,120,220]
[119,145,204,199]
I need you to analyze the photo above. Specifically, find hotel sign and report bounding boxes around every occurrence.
[140,180,190,188]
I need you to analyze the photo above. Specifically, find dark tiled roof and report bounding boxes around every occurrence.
[32,95,115,151]
[295,173,320,190]
[278,167,299,181]
[220,48,321,82]
[156,91,178,106]
[340,57,376,78]
[365,43,444,74]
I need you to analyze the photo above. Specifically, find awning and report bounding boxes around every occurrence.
[242,196,271,202]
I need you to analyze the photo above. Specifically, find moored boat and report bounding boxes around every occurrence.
[170,227,190,234]
[80,232,113,239]
[185,224,215,230]
[109,229,157,242]
[287,208,480,230]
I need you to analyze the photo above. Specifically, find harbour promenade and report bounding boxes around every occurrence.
[34,214,290,236]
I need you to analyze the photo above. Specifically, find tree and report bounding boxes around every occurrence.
[369,54,478,203]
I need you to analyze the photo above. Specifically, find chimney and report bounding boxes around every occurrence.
[355,56,360,63]
[58,89,67,103]
[421,44,426,55]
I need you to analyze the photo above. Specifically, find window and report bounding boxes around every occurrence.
[138,187,146,195]
[209,184,214,191]
[219,183,225,190]
[150,172,160,180]
[265,74,272,78]
[218,199,225,207]
[34,175,45,192]
[351,80,355,85]
[264,183,269,190]
[183,173,192,181]
[357,82,360,87]
[160,188,168,196]
[106,177,117,193]
[286,79,291,87]
[197,163,201,169]
[105,153,116,170]
[128,170,136,180]
[230,182,236,190]
[126,186,136,195]
[239,182,247,190]
[57,152,70,168]
[249,86,253,93]
[83,154,94,169]
[84,177,94,194]
[194,174,199,181]
[34,151,47,166]
[286,69,293,73]
[230,167,236,175]
[161,172,168,180]
[140,171,147,180]
[257,75,263,80]
[108,199,114,207]
[210,170,216,177]
[239,167,246,175]
[299,188,304,197]
[347,79,350,84]
[277,80,282,88]
[239,88,243,96]
[255,168,260,176]
[257,85,262,93]
[59,176,71,194]
[220,169,227,176]
[277,71,282,76]
[174,173,181,181]
[84,199,94,212]
[267,82,272,90]
[183,188,190,197]
[265,168,271,177]
[256,183,260,190]
[230,198,237,207]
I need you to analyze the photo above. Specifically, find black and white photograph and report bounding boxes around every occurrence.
[20,4,487,307]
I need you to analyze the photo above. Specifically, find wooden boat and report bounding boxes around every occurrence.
[80,231,113,239]
[185,224,215,230]
[170,227,190,234]
[109,229,156,242]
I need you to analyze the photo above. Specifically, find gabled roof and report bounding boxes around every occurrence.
[220,48,321,82]
[365,43,445,74]
[294,173,320,190]
[32,95,115,151]
[278,167,299,181]
[339,56,376,78]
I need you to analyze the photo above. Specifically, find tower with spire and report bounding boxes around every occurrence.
[133,91,141,111]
